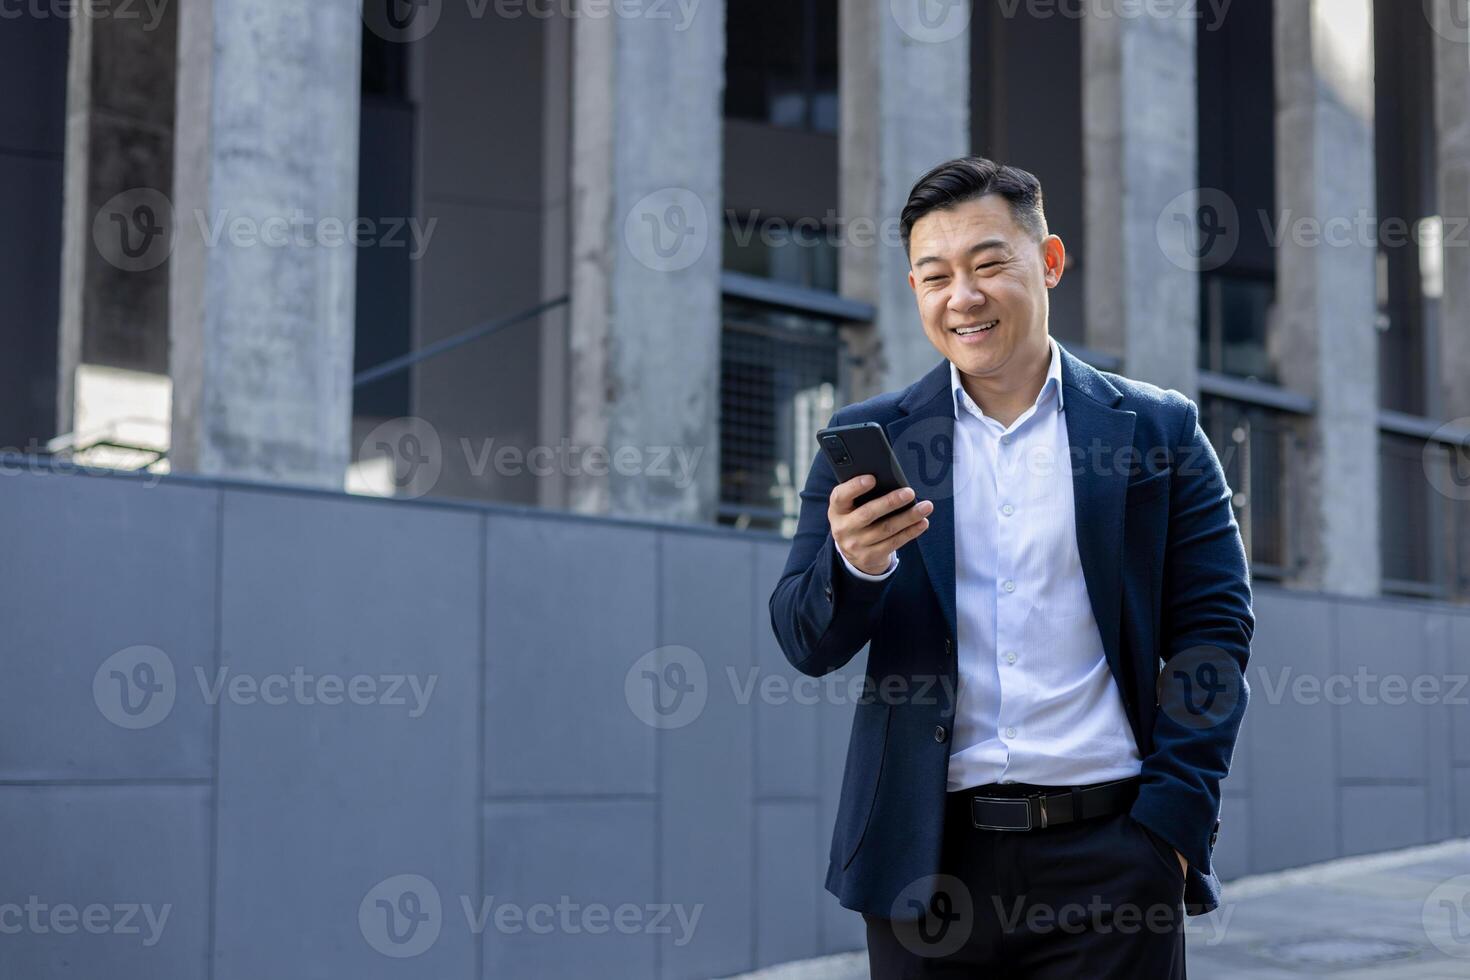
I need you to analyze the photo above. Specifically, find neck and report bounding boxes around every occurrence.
[960,337,1052,428]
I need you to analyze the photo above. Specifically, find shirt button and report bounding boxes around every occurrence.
[1001,503,1014,517]
[1001,435,1012,446]
[1002,579,1016,593]
[1005,651,1017,664]
[1004,726,1017,738]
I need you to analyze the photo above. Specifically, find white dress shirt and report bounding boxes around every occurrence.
[839,337,1143,791]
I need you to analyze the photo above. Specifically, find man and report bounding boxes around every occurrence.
[768,157,1253,977]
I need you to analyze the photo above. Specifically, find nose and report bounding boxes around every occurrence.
[947,276,987,317]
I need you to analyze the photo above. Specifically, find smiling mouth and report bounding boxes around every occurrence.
[953,320,998,336]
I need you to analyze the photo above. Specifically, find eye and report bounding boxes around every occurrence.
[976,261,1001,271]
[923,274,949,284]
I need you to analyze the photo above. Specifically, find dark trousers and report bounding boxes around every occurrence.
[863,782,1187,979]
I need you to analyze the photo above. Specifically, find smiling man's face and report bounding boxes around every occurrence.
[905,193,1064,386]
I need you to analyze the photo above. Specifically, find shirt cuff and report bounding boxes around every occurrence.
[837,548,898,582]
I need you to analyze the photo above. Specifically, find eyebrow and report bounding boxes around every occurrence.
[912,237,1011,269]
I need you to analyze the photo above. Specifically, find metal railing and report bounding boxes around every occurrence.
[353,294,569,389]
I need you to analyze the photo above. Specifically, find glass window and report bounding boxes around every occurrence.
[1196,0,1277,381]
[1381,433,1470,600]
[1201,396,1294,576]
[724,0,837,134]
[719,299,843,534]
[1201,273,1276,383]
[1374,0,1438,416]
[722,214,839,293]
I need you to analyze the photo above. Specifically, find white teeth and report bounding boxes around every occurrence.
[955,321,998,336]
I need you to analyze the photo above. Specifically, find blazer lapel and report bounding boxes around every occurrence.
[1058,345,1136,682]
[885,361,958,641]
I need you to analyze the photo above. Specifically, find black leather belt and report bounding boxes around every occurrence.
[951,775,1141,832]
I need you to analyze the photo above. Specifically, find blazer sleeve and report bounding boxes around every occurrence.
[767,412,896,677]
[1130,395,1255,872]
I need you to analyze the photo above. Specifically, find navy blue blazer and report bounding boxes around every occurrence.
[768,341,1254,919]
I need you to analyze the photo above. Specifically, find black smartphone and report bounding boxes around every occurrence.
[815,422,915,513]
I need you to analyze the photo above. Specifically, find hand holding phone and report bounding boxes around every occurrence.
[817,423,933,576]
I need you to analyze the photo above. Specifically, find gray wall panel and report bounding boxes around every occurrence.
[657,533,755,980]
[1455,767,1470,838]
[5,470,1469,977]
[1245,589,1339,872]
[754,543,820,800]
[212,490,482,980]
[755,800,821,970]
[1453,616,1470,765]
[1425,614,1455,842]
[482,800,658,979]
[0,785,209,980]
[484,514,658,797]
[0,474,217,779]
[1341,784,1430,857]
[1336,602,1431,782]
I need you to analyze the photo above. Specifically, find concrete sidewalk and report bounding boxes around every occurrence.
[724,839,1470,979]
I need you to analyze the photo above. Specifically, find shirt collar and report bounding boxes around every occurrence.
[950,336,1065,421]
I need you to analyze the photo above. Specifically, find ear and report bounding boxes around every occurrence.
[1042,235,1066,288]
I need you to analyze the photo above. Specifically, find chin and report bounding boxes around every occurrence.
[951,343,1009,374]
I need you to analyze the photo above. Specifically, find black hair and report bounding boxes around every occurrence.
[899,156,1048,256]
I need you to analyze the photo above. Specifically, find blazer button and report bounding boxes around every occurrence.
[934,725,947,743]
[824,583,833,602]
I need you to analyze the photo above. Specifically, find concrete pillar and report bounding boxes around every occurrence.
[568,3,725,521]
[57,7,177,462]
[839,0,970,399]
[1430,1,1470,422]
[1081,0,1199,398]
[169,1,362,488]
[1273,0,1380,595]
[539,13,573,511]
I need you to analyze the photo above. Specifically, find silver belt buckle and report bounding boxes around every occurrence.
[971,796,1033,831]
